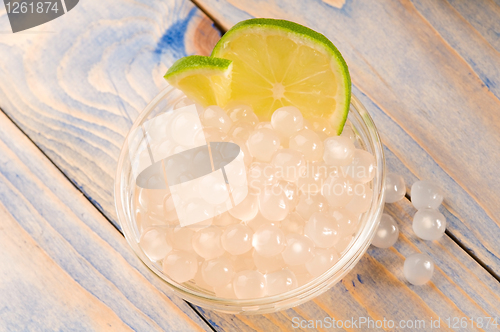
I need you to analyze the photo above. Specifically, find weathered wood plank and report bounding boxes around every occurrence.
[1,0,499,330]
[195,0,500,277]
[0,0,220,228]
[0,202,133,332]
[0,112,210,331]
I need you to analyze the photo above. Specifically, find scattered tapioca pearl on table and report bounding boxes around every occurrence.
[162,250,199,283]
[289,129,324,161]
[403,253,434,286]
[412,208,446,241]
[226,104,259,126]
[201,257,235,288]
[411,180,444,210]
[384,173,406,203]
[246,128,281,162]
[371,213,399,249]
[133,101,378,299]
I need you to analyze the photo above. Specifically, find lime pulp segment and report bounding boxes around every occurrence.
[212,18,351,134]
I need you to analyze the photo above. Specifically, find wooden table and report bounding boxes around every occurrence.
[0,0,499,331]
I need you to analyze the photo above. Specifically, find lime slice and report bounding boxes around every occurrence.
[212,18,351,134]
[164,55,233,107]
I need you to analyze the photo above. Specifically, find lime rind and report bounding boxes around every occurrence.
[212,18,351,135]
[164,55,232,79]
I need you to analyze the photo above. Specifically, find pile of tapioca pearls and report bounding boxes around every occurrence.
[374,174,446,285]
[136,98,377,299]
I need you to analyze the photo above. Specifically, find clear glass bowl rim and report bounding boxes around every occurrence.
[114,85,386,314]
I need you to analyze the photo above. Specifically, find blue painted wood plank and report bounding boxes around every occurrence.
[0,112,210,331]
[0,0,221,228]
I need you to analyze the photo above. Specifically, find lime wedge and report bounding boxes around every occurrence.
[164,55,233,107]
[212,18,351,134]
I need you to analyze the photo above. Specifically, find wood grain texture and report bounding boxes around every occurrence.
[0,0,220,228]
[195,0,500,276]
[1,0,499,330]
[0,111,210,331]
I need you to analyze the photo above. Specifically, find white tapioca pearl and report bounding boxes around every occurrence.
[371,213,399,248]
[304,212,340,248]
[162,250,198,283]
[412,208,446,241]
[411,180,444,210]
[385,173,406,203]
[139,227,172,261]
[403,253,434,286]
[265,269,298,296]
[252,224,286,257]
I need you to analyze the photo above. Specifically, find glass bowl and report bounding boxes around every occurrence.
[114,85,386,314]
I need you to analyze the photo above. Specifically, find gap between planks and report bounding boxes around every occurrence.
[1,3,498,327]
[0,106,219,332]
